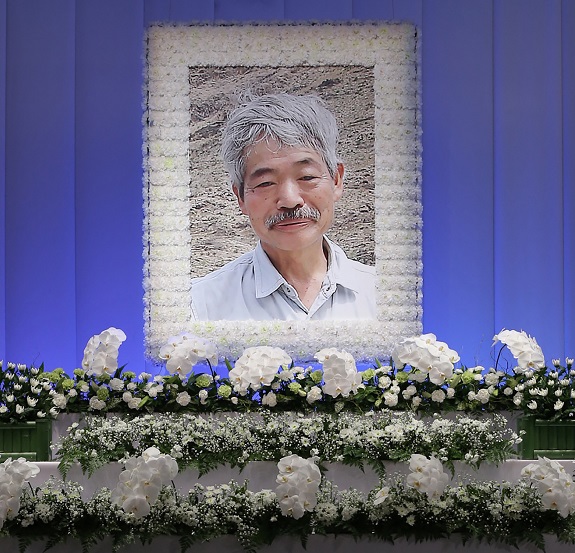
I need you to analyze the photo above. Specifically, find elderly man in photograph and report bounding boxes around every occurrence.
[190,93,376,321]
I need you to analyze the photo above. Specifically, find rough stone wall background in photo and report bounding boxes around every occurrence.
[187,65,375,278]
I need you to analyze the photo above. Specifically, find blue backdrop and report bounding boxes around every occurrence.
[0,0,573,372]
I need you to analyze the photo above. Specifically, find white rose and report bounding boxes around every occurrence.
[431,389,446,403]
[89,397,106,411]
[475,389,490,404]
[262,391,277,407]
[110,378,125,391]
[484,373,500,386]
[383,392,398,407]
[176,391,191,406]
[306,386,323,404]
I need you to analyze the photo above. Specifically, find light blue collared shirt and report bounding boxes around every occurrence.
[190,238,376,321]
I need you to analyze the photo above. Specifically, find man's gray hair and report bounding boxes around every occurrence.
[220,92,340,198]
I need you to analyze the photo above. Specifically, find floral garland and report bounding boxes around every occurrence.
[143,22,422,360]
[55,411,520,478]
[1,327,573,423]
[2,455,575,551]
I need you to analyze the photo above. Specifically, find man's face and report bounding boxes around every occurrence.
[232,139,344,257]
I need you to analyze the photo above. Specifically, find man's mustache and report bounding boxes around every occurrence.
[265,206,321,229]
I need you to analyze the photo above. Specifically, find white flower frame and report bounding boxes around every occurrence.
[143,23,422,361]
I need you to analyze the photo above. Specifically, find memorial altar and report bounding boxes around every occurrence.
[2,328,575,552]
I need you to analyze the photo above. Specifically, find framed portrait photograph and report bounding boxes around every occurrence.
[144,23,422,361]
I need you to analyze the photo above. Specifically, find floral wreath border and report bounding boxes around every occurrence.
[143,22,423,361]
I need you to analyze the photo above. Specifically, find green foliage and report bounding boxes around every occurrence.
[55,411,520,479]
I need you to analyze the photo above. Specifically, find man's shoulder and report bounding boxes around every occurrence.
[191,250,255,290]
[344,257,376,276]
[328,239,375,278]
[190,250,258,321]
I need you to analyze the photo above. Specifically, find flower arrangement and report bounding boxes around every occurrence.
[0,457,40,530]
[55,411,520,478]
[2,455,575,551]
[110,447,179,519]
[2,322,575,553]
[275,455,321,519]
[1,327,573,423]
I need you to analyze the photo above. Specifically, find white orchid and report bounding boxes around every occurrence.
[276,455,321,519]
[315,348,362,398]
[406,454,449,501]
[82,327,127,377]
[392,334,459,385]
[521,457,575,517]
[159,333,217,376]
[111,447,178,519]
[373,486,390,505]
[493,329,545,372]
[228,346,291,394]
[0,458,39,529]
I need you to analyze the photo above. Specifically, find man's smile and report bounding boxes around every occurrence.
[272,218,314,229]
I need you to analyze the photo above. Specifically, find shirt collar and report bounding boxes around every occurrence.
[323,236,362,293]
[253,242,285,298]
[253,237,360,299]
